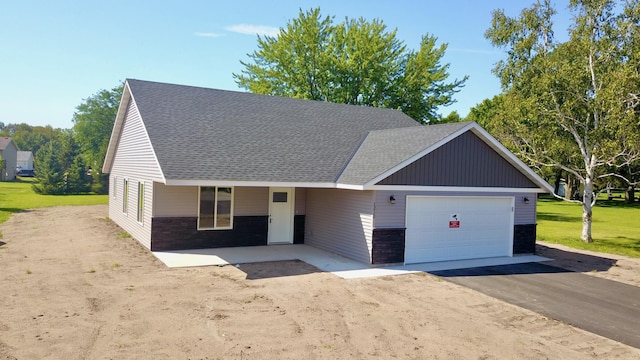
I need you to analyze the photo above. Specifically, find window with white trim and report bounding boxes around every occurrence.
[198,186,233,230]
[137,182,144,224]
[123,179,129,214]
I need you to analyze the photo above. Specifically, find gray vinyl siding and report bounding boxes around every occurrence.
[305,189,374,264]
[153,184,198,217]
[109,176,153,249]
[377,131,538,188]
[235,187,268,216]
[1,141,18,180]
[108,99,164,182]
[374,190,536,228]
[107,99,163,249]
[152,185,268,217]
[295,188,306,215]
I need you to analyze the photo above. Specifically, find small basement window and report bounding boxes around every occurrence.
[198,186,234,230]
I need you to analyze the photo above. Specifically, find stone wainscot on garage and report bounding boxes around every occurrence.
[102,79,552,265]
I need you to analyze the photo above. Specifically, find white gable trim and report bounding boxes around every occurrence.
[468,124,553,193]
[368,185,545,193]
[362,123,475,188]
[102,81,167,184]
[362,122,553,193]
[102,82,131,174]
[129,92,166,184]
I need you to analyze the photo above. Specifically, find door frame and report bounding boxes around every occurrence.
[268,187,295,244]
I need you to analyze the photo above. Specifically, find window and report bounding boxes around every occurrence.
[198,186,233,230]
[123,179,129,214]
[137,182,144,224]
[272,192,288,202]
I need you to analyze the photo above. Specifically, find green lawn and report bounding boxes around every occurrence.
[0,178,108,225]
[537,196,640,257]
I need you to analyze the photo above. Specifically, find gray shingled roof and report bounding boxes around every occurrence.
[127,79,421,183]
[337,122,471,185]
[0,137,16,151]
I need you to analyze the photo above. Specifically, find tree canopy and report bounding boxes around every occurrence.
[72,84,123,174]
[484,0,640,242]
[234,8,467,124]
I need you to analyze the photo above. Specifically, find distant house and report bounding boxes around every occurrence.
[17,151,34,172]
[102,79,552,265]
[0,137,18,181]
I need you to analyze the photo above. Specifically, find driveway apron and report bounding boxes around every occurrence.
[431,262,640,349]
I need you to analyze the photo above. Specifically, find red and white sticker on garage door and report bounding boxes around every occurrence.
[449,214,460,229]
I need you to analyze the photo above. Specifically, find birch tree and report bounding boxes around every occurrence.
[486,0,640,242]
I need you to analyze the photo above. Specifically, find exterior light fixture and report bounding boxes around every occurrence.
[523,197,530,204]
[389,195,396,204]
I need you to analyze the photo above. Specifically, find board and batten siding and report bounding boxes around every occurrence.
[152,185,269,217]
[374,190,536,228]
[377,131,538,189]
[305,189,374,263]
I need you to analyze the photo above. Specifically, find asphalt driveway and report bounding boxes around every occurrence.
[431,262,640,349]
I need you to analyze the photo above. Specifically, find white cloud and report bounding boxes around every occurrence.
[225,24,279,37]
[194,32,225,38]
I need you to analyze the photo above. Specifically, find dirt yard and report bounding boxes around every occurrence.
[1,205,639,359]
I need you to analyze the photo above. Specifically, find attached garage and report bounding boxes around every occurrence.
[404,196,514,264]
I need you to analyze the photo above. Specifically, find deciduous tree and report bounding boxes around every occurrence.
[72,84,122,193]
[235,8,466,124]
[486,0,640,242]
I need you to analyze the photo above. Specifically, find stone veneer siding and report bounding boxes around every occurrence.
[371,228,406,264]
[293,215,305,244]
[150,216,268,251]
[513,224,537,254]
[371,224,536,265]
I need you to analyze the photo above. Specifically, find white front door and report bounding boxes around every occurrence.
[268,187,295,244]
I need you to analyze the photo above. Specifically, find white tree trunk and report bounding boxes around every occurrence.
[581,164,595,243]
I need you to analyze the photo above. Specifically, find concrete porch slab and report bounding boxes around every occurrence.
[153,244,551,279]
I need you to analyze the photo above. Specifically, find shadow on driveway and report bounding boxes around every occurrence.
[535,244,619,273]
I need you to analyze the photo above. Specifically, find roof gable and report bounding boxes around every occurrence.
[0,137,18,152]
[337,122,469,185]
[17,151,33,161]
[104,79,419,183]
[376,130,538,188]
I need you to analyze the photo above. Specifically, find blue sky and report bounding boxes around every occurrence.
[1,1,572,129]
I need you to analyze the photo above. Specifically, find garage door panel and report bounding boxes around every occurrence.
[405,196,513,264]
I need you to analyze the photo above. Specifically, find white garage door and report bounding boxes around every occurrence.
[405,196,514,264]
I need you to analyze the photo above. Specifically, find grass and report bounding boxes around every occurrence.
[537,195,640,257]
[0,178,108,225]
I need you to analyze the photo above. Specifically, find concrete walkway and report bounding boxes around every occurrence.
[153,244,550,279]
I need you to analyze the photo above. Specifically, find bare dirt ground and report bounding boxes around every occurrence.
[1,205,639,360]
